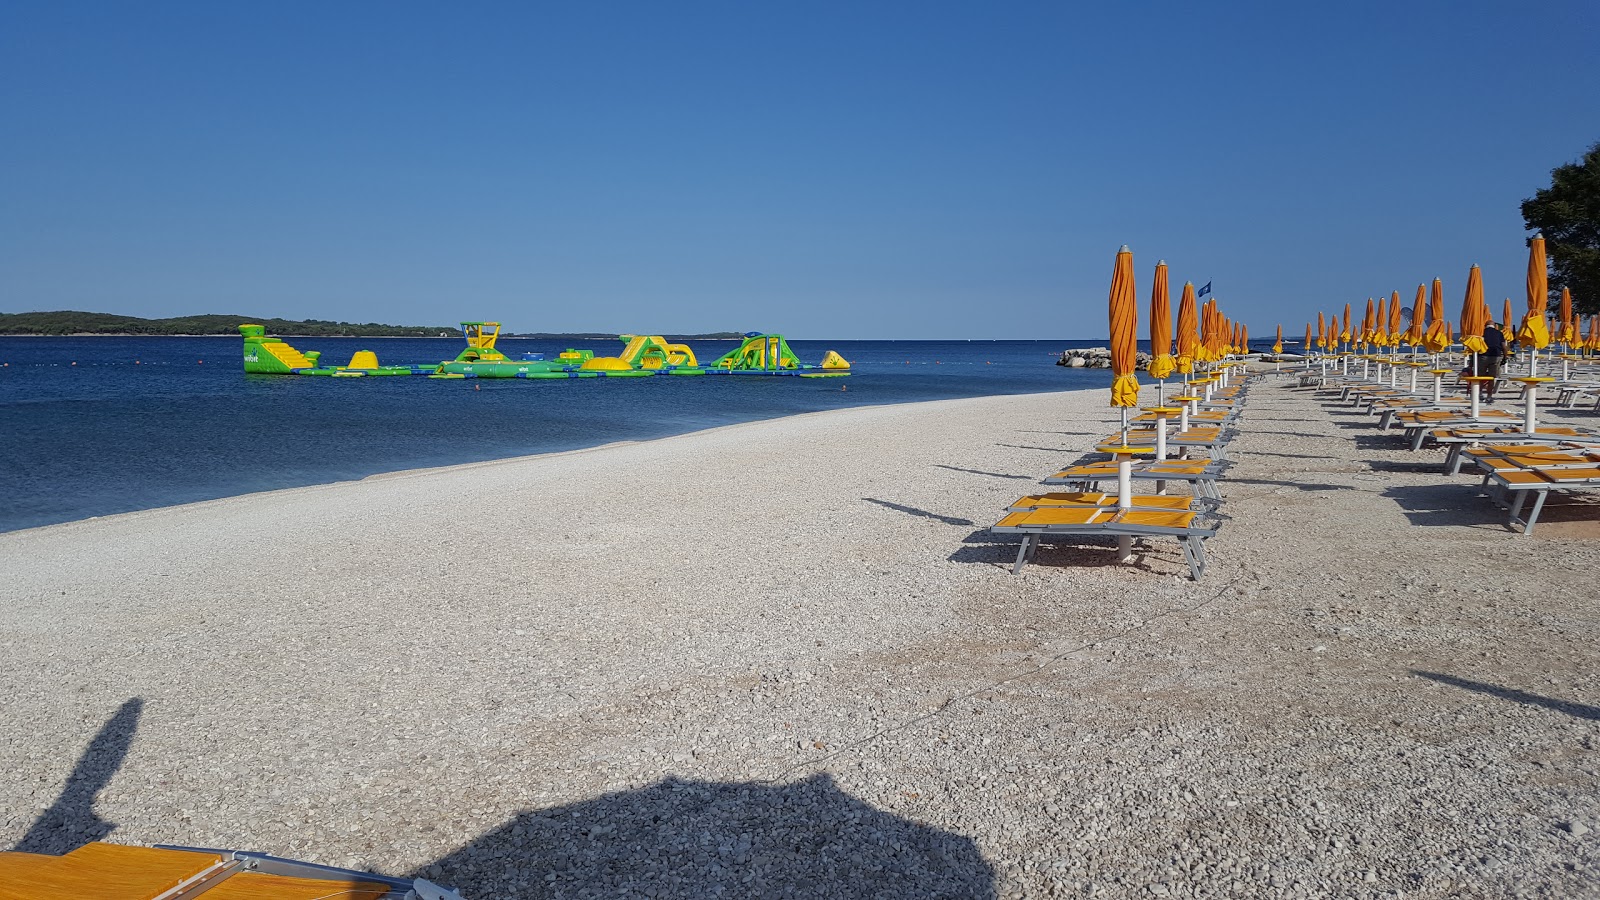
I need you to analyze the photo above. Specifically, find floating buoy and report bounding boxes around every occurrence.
[841,384,848,391]
[474,383,480,391]
[71,361,77,366]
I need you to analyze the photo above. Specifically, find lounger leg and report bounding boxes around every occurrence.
[1409,428,1426,452]
[1012,536,1034,575]
[1507,489,1528,521]
[1447,445,1466,476]
[1181,537,1205,580]
[1523,491,1550,536]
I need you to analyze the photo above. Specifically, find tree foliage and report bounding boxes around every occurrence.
[1522,141,1600,315]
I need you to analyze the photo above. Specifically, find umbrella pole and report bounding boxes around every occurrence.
[1120,406,1129,448]
[1530,348,1538,377]
[1115,451,1133,562]
[1524,381,1540,434]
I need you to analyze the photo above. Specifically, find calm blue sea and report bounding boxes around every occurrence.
[0,335,1256,533]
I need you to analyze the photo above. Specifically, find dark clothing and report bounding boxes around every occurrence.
[1475,325,1506,398]
[1483,325,1506,358]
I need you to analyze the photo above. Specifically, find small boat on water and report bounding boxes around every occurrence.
[0,840,465,899]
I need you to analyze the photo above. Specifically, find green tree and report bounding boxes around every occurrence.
[1522,141,1600,316]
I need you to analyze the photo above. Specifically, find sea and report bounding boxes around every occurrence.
[0,335,1269,533]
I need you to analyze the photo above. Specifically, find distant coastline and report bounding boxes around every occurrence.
[0,311,743,340]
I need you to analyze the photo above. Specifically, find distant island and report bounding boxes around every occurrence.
[0,311,744,340]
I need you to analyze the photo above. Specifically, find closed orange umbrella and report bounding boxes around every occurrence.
[1317,311,1327,349]
[1176,282,1198,374]
[1148,261,1174,380]
[1503,298,1514,337]
[1304,322,1312,354]
[1431,278,1444,329]
[1363,297,1377,345]
[1374,295,1389,346]
[1341,303,1352,346]
[1331,314,1340,350]
[1558,286,1575,345]
[1517,237,1551,350]
[1407,285,1426,345]
[1461,265,1487,354]
[1387,290,1402,346]
[1588,314,1600,351]
[1108,245,1139,408]
[1242,323,1250,353]
[1274,324,1283,355]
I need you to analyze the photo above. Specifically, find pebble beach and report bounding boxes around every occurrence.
[3,374,1598,898]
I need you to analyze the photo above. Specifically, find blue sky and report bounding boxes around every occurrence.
[2,2,1596,339]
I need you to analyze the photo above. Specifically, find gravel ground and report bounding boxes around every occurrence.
[2,375,1598,898]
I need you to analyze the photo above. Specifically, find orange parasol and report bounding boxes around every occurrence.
[1387,290,1402,346]
[1407,285,1426,345]
[1274,324,1283,355]
[1588,314,1600,351]
[1341,303,1352,345]
[1517,237,1551,350]
[1242,323,1250,353]
[1304,322,1312,353]
[1503,298,1514,337]
[1374,295,1389,346]
[1461,266,1487,354]
[1363,297,1377,345]
[1317,311,1327,349]
[1558,286,1575,345]
[1423,281,1450,354]
[1175,282,1198,374]
[1108,246,1140,408]
[1148,261,1175,380]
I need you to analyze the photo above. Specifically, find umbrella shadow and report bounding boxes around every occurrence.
[1365,459,1450,475]
[932,464,1036,481]
[994,443,1069,452]
[862,498,975,527]
[1412,671,1600,721]
[411,774,997,899]
[1221,477,1353,493]
[13,698,143,854]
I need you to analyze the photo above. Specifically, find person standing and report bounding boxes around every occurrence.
[1480,321,1506,400]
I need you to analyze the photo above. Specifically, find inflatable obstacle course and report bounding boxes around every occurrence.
[241,322,850,381]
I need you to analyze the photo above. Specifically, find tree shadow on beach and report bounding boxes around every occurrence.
[13,698,143,854]
[412,774,997,899]
[1412,670,1600,721]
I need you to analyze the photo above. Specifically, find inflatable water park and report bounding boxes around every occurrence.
[240,322,850,379]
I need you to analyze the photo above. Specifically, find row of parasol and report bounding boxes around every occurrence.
[1105,245,1245,415]
[1303,237,1600,366]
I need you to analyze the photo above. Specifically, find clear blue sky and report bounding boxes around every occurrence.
[2,1,1596,338]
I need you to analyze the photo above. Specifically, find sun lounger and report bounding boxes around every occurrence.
[1097,426,1235,461]
[1471,456,1600,534]
[1043,458,1230,500]
[990,506,1221,578]
[1006,492,1209,512]
[1432,426,1600,474]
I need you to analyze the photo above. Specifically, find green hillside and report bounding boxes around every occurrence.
[0,311,454,337]
[0,312,755,340]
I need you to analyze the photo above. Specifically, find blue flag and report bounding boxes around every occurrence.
[1197,281,1212,298]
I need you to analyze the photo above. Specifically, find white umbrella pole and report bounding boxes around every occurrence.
[1524,383,1540,434]
[1409,365,1418,393]
[1115,452,1133,562]
[1530,348,1539,377]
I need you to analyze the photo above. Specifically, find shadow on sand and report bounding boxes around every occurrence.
[863,498,976,527]
[416,774,997,898]
[1413,671,1600,721]
[13,698,142,854]
[16,702,996,899]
